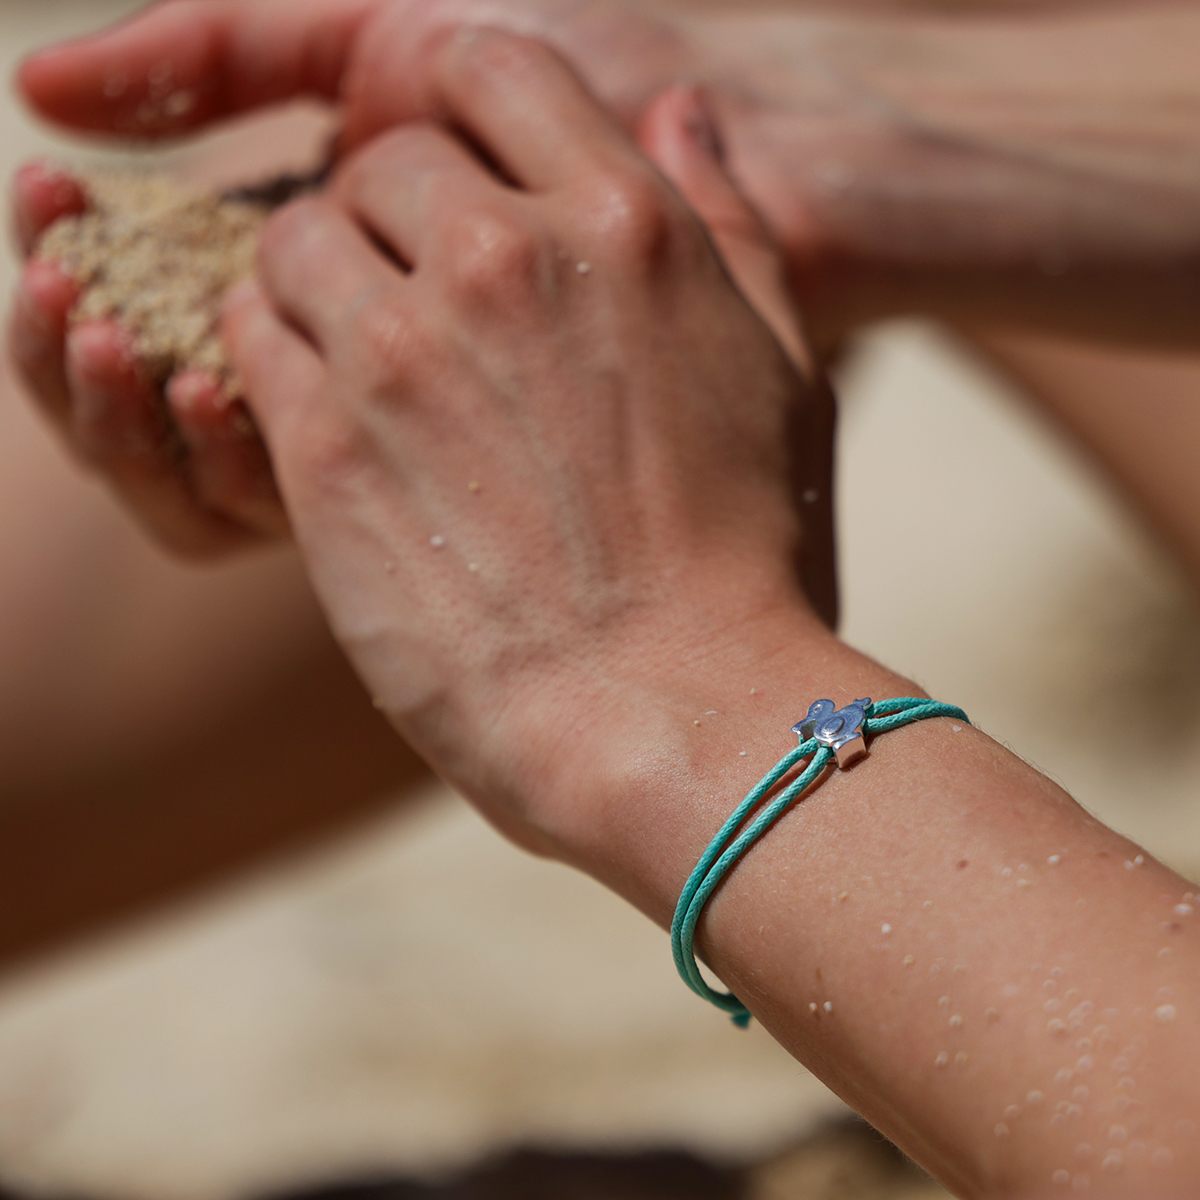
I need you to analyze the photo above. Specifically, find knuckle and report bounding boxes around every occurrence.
[258,196,334,271]
[443,211,544,306]
[345,289,434,393]
[295,418,364,491]
[585,171,678,270]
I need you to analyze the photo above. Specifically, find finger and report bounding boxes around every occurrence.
[346,26,642,193]
[257,196,405,353]
[65,322,249,556]
[638,85,812,373]
[223,280,325,450]
[13,162,89,256]
[168,371,290,537]
[9,259,80,423]
[18,0,374,140]
[332,122,502,268]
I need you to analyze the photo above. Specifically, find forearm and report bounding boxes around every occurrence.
[965,330,1200,596]
[696,5,1200,350]
[528,608,1200,1196]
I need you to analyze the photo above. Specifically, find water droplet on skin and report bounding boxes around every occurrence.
[384,561,396,573]
[1002,867,1014,878]
[935,1051,950,1068]
[923,900,933,908]
[1049,1020,1067,1036]
[1158,945,1174,958]
[1046,999,1061,1013]
[950,1015,964,1029]
[1101,1151,1123,1173]
[1045,980,1058,992]
[1055,1067,1074,1084]
[938,996,950,1008]
[1064,989,1081,1004]
[1112,1057,1130,1072]
[1124,861,1136,870]
[1075,1144,1093,1160]
[1017,878,1031,888]
[1003,984,1020,999]
[953,964,965,974]
[1108,1126,1127,1144]
[739,750,747,757]
[1005,1105,1021,1119]
[430,534,447,548]
[1067,1105,1083,1119]
[802,488,819,504]
[1156,987,1173,1001]
[808,1002,818,1013]
[1135,855,1145,865]
[952,725,963,732]
[986,1008,1000,1023]
[749,688,757,695]
[1118,1077,1136,1093]
[823,1001,833,1013]
[1076,1056,1094,1073]
[1052,1169,1070,1185]
[881,923,892,935]
[1073,1087,1090,1103]
[468,563,480,572]
[1152,1148,1174,1168]
[1076,1038,1092,1051]
[575,261,592,275]
[693,720,701,726]
[1174,904,1193,917]
[1071,1173,1090,1191]
[995,1123,1010,1138]
[1049,855,1062,865]
[838,891,849,901]
[903,955,915,967]
[955,1051,968,1066]
[468,480,482,492]
[1052,1113,1067,1127]
[1027,1091,1045,1106]
[1155,1004,1176,1023]
[1051,967,1064,978]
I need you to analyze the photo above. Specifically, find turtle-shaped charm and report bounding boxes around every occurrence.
[792,698,872,768]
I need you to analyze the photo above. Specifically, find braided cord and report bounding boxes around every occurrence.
[670,697,969,1028]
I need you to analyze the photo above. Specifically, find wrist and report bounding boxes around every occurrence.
[506,594,918,924]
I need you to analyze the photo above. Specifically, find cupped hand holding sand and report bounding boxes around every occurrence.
[12,162,289,554]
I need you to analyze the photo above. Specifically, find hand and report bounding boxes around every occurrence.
[21,0,1200,357]
[8,0,700,555]
[9,162,288,556]
[222,32,835,854]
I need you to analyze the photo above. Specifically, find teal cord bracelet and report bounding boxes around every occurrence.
[670,696,970,1028]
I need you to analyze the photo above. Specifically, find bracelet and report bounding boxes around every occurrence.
[671,696,970,1028]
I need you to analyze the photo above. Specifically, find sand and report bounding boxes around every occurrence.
[36,170,314,391]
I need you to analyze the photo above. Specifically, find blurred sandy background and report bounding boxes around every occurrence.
[1,2,1199,1198]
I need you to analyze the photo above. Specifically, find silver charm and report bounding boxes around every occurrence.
[792,698,872,769]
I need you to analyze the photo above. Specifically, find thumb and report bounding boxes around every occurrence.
[638,85,812,374]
